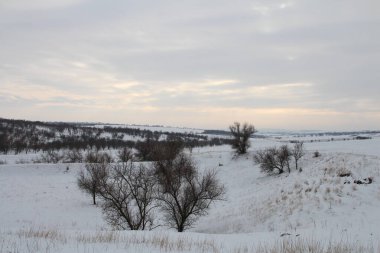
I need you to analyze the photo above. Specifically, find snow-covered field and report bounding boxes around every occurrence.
[1,136,380,252]
[94,124,204,134]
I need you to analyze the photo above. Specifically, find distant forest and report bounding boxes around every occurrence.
[0,118,233,154]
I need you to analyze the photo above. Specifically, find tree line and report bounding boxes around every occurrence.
[0,118,232,154]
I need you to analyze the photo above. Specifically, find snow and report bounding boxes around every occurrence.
[94,124,204,134]
[1,135,380,252]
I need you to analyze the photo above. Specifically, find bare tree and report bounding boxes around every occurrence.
[254,145,291,174]
[154,153,225,232]
[292,142,305,171]
[77,161,109,205]
[39,150,62,163]
[0,133,10,154]
[151,140,184,162]
[135,137,154,161]
[117,147,133,162]
[63,149,83,163]
[98,161,157,230]
[279,145,292,173]
[229,122,256,155]
[85,150,113,164]
[136,138,184,162]
[254,147,284,174]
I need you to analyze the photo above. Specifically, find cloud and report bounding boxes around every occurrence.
[0,0,379,130]
[0,0,87,11]
[251,1,295,16]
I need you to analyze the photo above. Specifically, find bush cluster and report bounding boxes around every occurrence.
[254,142,305,175]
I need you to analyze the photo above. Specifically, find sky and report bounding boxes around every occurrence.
[0,0,379,131]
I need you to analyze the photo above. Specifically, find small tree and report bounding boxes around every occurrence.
[98,161,157,230]
[229,122,256,155]
[154,153,225,232]
[292,142,305,171]
[77,161,109,205]
[117,147,133,162]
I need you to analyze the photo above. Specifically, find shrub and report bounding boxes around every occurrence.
[85,151,113,164]
[279,145,292,173]
[63,149,83,163]
[337,168,352,177]
[15,158,30,164]
[254,146,292,174]
[35,150,63,163]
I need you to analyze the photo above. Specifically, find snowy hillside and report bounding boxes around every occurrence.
[1,134,380,252]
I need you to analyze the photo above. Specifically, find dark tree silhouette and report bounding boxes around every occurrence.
[117,147,134,162]
[154,153,225,232]
[77,161,109,205]
[98,161,157,230]
[229,122,256,155]
[254,147,284,174]
[292,142,305,171]
[254,145,293,175]
[279,145,292,173]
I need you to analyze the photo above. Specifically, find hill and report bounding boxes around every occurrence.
[0,120,380,252]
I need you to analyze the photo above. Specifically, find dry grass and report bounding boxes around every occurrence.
[254,238,376,253]
[75,230,220,253]
[243,155,369,233]
[76,231,121,244]
[2,228,66,253]
[1,228,378,253]
[15,158,31,164]
[337,167,352,177]
[16,227,66,242]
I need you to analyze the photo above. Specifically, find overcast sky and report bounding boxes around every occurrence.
[1,0,379,130]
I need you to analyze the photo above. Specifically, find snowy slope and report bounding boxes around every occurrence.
[1,137,380,252]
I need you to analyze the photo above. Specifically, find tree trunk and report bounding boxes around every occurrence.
[178,223,184,232]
